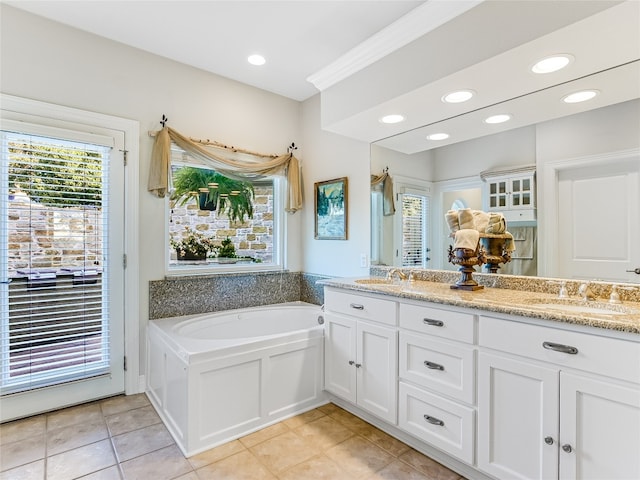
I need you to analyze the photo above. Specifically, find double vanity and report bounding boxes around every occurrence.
[321,270,640,480]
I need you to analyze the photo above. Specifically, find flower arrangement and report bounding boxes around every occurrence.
[170,227,216,260]
[216,237,237,258]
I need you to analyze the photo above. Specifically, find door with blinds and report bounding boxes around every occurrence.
[396,190,431,268]
[1,121,125,421]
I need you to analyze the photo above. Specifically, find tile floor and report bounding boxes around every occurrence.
[1,394,467,480]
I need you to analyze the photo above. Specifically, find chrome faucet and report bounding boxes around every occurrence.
[578,281,596,301]
[387,268,407,282]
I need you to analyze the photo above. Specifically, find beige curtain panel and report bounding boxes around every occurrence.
[371,171,395,216]
[148,126,303,213]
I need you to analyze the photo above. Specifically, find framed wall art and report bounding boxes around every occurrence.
[314,177,348,240]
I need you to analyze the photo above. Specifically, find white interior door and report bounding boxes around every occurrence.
[556,154,640,283]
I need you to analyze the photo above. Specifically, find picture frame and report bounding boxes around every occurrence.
[314,177,348,240]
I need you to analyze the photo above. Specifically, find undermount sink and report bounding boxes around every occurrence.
[524,298,638,316]
[354,278,396,286]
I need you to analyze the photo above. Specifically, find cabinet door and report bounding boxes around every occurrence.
[510,174,534,210]
[357,320,398,423]
[324,313,357,403]
[559,372,640,480]
[478,352,559,480]
[488,179,508,210]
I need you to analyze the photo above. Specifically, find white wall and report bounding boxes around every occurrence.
[300,95,371,276]
[1,5,304,375]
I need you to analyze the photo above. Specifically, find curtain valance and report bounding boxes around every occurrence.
[148,126,302,213]
[371,171,395,216]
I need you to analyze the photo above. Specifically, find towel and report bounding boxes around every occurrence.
[445,210,460,233]
[473,210,490,233]
[503,232,516,252]
[458,208,475,230]
[454,229,480,251]
[486,212,506,234]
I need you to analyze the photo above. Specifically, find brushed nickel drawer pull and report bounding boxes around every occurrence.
[350,303,364,310]
[424,361,444,371]
[424,415,444,426]
[423,318,444,327]
[543,341,578,355]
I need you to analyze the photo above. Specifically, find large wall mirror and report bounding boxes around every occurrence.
[370,59,640,282]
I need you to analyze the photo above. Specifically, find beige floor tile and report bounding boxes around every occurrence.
[325,436,394,478]
[104,405,161,436]
[46,403,103,431]
[249,430,316,474]
[293,415,354,451]
[188,440,246,470]
[0,416,46,446]
[282,408,326,429]
[100,394,150,417]
[0,435,45,472]
[278,454,351,480]
[328,409,374,435]
[398,449,460,480]
[120,445,192,480]
[358,426,410,457]
[78,465,122,479]
[0,459,44,480]
[112,422,174,462]
[365,459,429,480]
[47,419,109,456]
[173,473,199,480]
[316,403,342,416]
[195,450,275,480]
[46,439,116,480]
[239,422,289,448]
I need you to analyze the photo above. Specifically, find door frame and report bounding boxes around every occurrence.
[1,94,140,401]
[539,147,640,278]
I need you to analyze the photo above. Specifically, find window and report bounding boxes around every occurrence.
[1,130,113,395]
[167,152,283,273]
[400,192,430,267]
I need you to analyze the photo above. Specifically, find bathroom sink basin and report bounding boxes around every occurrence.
[354,278,396,286]
[524,299,638,316]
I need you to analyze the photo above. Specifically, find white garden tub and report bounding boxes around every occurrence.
[146,302,327,456]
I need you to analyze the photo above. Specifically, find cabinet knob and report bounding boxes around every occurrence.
[562,444,573,453]
[348,360,355,365]
[544,436,554,445]
[355,363,362,368]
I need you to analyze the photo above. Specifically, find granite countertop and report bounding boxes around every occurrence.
[321,277,640,335]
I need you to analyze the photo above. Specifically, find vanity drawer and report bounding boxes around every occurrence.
[399,303,475,343]
[324,288,397,326]
[479,315,640,384]
[399,332,475,404]
[398,381,475,465]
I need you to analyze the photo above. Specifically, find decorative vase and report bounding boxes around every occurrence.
[177,251,207,261]
[198,191,217,211]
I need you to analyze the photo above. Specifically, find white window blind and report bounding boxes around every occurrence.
[1,130,111,395]
[401,193,429,267]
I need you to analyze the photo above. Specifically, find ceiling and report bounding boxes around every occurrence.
[5,0,424,101]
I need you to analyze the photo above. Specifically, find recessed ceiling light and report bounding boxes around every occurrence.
[426,133,449,141]
[562,90,599,103]
[442,90,475,103]
[379,114,405,124]
[247,54,266,66]
[484,114,511,124]
[531,54,573,74]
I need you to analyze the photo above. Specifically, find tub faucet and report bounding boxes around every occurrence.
[578,281,596,301]
[387,268,407,282]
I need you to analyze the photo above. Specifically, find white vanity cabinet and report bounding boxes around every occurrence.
[397,302,477,464]
[477,315,640,480]
[323,288,398,423]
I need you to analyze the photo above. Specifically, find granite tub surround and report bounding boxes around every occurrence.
[149,271,331,320]
[324,268,640,334]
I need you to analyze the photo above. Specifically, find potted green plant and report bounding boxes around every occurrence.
[171,167,254,223]
[170,227,216,261]
[215,237,238,264]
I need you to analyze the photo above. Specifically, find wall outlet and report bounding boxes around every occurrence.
[360,253,368,268]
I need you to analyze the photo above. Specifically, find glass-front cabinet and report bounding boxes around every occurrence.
[482,166,536,222]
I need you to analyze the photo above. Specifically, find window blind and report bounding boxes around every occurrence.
[1,131,111,395]
[401,193,429,267]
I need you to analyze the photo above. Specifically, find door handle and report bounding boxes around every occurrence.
[626,268,640,275]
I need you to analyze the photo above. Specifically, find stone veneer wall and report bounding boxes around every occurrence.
[169,186,273,262]
[148,272,331,320]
